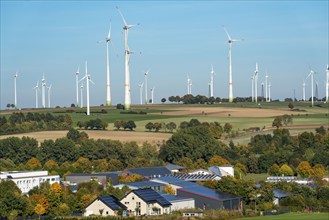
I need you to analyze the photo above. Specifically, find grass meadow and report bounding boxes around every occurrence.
[238,212,329,220]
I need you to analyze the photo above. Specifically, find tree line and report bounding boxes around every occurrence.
[0,112,72,135]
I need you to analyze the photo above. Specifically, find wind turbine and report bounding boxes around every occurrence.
[187,74,191,94]
[261,82,264,99]
[79,61,95,115]
[117,6,138,110]
[306,67,315,107]
[47,84,52,108]
[210,65,215,97]
[105,21,112,106]
[138,82,144,105]
[189,79,192,95]
[150,87,155,104]
[41,74,46,108]
[326,64,329,102]
[33,81,39,108]
[315,81,319,100]
[80,82,84,108]
[254,62,259,103]
[144,69,150,104]
[223,26,243,102]
[251,74,254,102]
[75,67,79,107]
[302,79,306,101]
[268,81,271,102]
[14,72,18,109]
[265,72,268,102]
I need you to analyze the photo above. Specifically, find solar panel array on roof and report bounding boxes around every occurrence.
[168,173,220,181]
[133,188,171,207]
[99,196,126,210]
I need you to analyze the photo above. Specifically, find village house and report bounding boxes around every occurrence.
[120,188,171,216]
[84,196,126,217]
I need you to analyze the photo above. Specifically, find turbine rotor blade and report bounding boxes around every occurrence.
[222,26,232,41]
[116,6,128,27]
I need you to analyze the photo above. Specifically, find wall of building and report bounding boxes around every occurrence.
[177,190,222,210]
[170,199,195,211]
[84,200,117,217]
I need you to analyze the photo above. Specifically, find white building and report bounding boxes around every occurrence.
[84,196,126,217]
[0,171,60,194]
[208,165,234,177]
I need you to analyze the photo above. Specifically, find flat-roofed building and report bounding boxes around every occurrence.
[0,171,60,194]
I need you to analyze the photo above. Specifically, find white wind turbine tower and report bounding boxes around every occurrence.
[251,74,254,102]
[254,62,259,103]
[187,74,191,94]
[47,84,52,108]
[41,74,46,108]
[189,79,193,95]
[326,64,329,102]
[302,79,306,101]
[306,67,315,107]
[150,87,155,104]
[14,72,18,109]
[117,7,138,110]
[138,82,144,105]
[105,21,112,106]
[268,81,271,102]
[33,81,39,108]
[80,82,84,108]
[75,67,79,107]
[80,61,95,115]
[265,72,269,102]
[223,26,243,103]
[144,69,150,104]
[210,65,215,97]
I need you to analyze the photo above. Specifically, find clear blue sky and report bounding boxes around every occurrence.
[1,1,328,109]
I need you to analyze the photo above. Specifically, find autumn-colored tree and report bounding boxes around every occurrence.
[72,157,92,173]
[118,173,143,183]
[194,158,208,169]
[80,194,97,208]
[208,155,230,166]
[34,204,46,217]
[175,157,194,169]
[279,164,294,176]
[312,164,326,179]
[50,182,62,195]
[26,157,42,170]
[296,161,313,178]
[92,159,109,173]
[162,184,175,195]
[234,162,247,178]
[43,160,59,173]
[268,164,280,176]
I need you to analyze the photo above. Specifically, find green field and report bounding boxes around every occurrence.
[238,212,329,220]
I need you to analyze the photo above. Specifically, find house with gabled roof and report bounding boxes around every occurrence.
[120,188,171,216]
[84,195,126,217]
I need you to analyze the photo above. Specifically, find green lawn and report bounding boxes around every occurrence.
[244,173,269,182]
[238,212,329,220]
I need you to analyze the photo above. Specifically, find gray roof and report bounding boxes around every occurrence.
[165,163,184,171]
[132,188,171,207]
[273,189,289,198]
[152,176,199,188]
[127,166,172,178]
[122,181,165,188]
[177,185,241,202]
[159,192,194,203]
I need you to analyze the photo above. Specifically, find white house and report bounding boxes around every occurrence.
[120,188,171,216]
[0,171,60,194]
[84,196,126,217]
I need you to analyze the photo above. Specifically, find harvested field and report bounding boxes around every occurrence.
[0,130,172,146]
[151,106,303,117]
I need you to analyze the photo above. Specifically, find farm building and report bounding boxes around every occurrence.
[177,186,241,210]
[114,180,166,192]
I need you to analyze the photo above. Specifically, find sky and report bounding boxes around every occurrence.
[1,1,328,109]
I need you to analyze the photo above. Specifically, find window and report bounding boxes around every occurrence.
[125,202,129,205]
[51,178,55,181]
[132,196,135,200]
[106,211,108,214]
